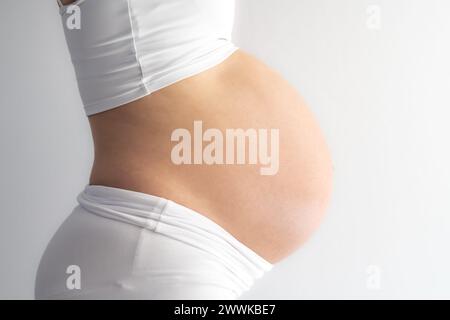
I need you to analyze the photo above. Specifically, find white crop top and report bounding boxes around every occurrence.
[58,0,238,115]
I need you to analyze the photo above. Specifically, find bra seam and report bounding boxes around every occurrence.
[125,0,149,93]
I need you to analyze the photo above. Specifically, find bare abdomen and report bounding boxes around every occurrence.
[88,50,333,263]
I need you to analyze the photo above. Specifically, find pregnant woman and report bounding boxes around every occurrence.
[35,0,333,299]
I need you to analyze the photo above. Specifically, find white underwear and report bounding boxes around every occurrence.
[57,0,238,115]
[35,186,273,299]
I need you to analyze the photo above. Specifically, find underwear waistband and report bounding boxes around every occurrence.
[77,185,274,292]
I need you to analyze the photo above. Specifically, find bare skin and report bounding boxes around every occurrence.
[86,50,333,264]
[61,0,332,264]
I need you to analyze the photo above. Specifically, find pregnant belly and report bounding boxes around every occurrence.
[88,50,333,263]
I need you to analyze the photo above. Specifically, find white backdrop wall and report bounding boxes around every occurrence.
[0,0,449,299]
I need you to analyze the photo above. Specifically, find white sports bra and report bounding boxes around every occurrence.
[58,0,238,116]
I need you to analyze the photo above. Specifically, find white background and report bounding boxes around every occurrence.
[0,0,449,299]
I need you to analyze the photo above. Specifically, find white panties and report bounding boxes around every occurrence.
[35,185,273,299]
